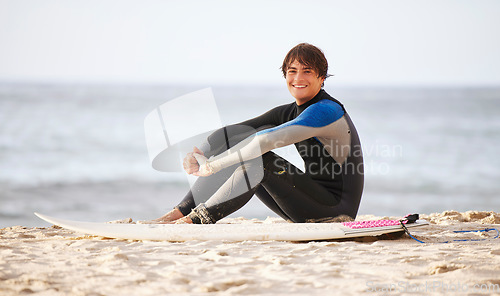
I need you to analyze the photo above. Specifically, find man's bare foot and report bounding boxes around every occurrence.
[138,208,184,224]
[173,216,193,224]
[153,208,185,223]
[139,215,193,224]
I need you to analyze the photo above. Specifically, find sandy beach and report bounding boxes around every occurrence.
[1,211,499,296]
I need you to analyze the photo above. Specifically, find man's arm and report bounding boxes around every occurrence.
[205,100,345,174]
[199,104,292,157]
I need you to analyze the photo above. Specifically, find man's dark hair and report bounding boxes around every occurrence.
[281,43,331,81]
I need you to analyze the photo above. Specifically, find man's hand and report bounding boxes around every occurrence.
[183,146,204,175]
[192,153,213,177]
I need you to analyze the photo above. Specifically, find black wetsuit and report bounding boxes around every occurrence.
[176,89,364,223]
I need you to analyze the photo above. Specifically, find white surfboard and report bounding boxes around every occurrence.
[35,213,428,242]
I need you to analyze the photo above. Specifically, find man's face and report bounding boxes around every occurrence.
[285,60,325,104]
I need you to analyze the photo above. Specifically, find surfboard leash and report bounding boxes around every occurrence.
[399,214,500,244]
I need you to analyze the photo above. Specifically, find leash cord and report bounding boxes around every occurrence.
[399,220,499,244]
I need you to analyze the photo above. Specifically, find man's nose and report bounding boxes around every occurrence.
[294,71,304,81]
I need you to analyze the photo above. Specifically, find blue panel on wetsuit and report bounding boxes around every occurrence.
[256,99,344,135]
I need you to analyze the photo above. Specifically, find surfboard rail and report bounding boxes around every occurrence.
[35,212,429,242]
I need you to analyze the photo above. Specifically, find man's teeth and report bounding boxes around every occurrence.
[295,85,306,88]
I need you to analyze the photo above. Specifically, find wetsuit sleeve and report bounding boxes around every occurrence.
[206,100,345,173]
[201,104,291,157]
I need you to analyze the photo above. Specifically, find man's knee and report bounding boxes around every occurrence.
[234,158,265,188]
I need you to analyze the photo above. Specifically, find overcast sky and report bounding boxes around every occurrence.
[1,0,499,87]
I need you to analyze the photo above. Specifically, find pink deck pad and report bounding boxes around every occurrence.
[342,219,408,229]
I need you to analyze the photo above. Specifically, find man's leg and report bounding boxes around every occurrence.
[152,163,241,223]
[187,158,263,223]
[256,152,350,223]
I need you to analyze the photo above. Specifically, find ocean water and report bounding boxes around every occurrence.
[1,83,499,227]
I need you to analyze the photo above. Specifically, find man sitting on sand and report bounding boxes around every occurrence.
[151,43,364,224]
